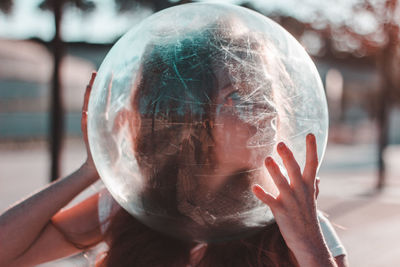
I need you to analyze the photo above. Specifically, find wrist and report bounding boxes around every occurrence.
[79,160,100,183]
[290,240,336,267]
[295,253,336,267]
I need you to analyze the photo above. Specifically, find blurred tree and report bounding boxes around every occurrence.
[0,0,97,181]
[303,0,400,190]
[114,0,192,12]
[40,0,192,182]
[0,0,193,182]
[36,0,96,181]
[242,0,399,190]
[42,0,69,182]
[0,0,12,13]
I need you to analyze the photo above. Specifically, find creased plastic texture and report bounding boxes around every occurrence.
[88,3,328,242]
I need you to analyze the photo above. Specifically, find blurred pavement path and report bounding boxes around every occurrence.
[1,139,399,266]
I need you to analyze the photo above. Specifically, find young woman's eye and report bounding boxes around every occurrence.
[224,97,234,106]
[224,91,241,106]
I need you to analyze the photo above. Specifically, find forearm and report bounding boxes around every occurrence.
[0,163,98,263]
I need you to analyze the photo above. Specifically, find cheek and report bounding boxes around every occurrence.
[216,110,282,166]
[214,115,256,145]
[212,117,254,163]
[212,111,277,168]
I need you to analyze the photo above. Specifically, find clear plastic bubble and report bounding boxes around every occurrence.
[88,2,328,242]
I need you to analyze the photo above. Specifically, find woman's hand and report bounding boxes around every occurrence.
[80,72,99,180]
[0,72,106,266]
[253,134,336,267]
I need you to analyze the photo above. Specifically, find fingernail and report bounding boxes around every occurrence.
[265,156,273,164]
[252,184,262,192]
[278,142,285,149]
[90,71,97,81]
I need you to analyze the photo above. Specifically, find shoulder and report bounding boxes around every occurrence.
[317,210,347,257]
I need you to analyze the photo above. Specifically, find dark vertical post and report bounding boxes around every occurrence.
[50,0,65,181]
[376,1,398,189]
[376,82,389,189]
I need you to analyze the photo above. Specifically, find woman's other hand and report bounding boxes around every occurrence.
[81,72,99,181]
[253,134,337,267]
[0,73,104,266]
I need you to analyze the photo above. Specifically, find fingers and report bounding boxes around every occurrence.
[257,134,319,197]
[303,133,318,184]
[252,184,278,209]
[82,72,97,117]
[82,72,97,143]
[277,142,302,187]
[264,156,290,195]
[253,135,319,209]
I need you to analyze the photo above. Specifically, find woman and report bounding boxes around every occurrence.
[0,24,348,266]
[0,75,346,266]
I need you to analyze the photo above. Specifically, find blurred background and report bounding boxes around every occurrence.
[0,0,399,266]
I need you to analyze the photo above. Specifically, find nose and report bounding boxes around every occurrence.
[248,124,257,136]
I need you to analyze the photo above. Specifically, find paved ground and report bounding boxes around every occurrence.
[1,139,399,266]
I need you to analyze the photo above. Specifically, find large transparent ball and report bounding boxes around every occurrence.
[88,3,328,242]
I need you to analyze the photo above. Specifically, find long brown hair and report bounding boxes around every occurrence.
[98,208,298,267]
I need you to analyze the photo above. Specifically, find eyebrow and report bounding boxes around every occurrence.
[220,83,236,98]
[221,83,233,91]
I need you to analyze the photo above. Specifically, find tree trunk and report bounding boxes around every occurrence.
[50,0,64,181]
[376,21,398,189]
[376,79,389,189]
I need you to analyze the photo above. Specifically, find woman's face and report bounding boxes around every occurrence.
[198,69,279,196]
[133,46,280,224]
[181,78,279,225]
[213,84,258,172]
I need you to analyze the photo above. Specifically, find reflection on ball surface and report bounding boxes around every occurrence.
[88,3,328,242]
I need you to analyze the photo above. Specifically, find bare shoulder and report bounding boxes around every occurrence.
[52,193,103,247]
